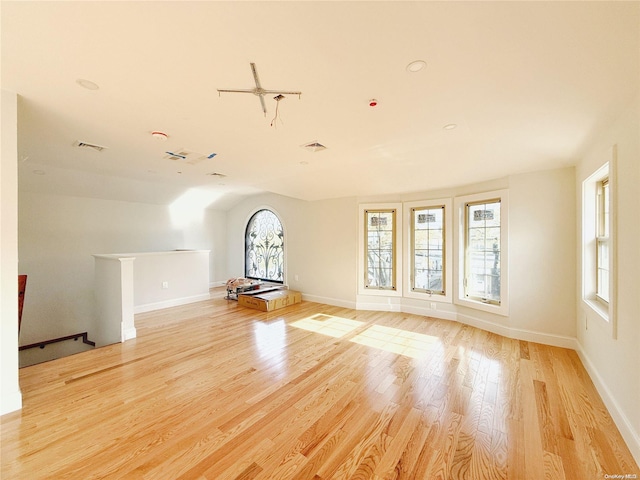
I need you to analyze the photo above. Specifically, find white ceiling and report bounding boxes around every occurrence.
[3,1,639,210]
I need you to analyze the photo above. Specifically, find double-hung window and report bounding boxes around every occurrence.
[596,178,610,303]
[582,154,615,335]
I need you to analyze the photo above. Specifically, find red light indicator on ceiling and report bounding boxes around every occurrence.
[369,99,378,107]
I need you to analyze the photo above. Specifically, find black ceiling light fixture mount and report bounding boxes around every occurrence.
[217,63,302,116]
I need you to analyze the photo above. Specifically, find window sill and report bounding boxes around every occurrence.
[404,289,451,304]
[583,297,609,324]
[359,287,402,297]
[455,296,509,317]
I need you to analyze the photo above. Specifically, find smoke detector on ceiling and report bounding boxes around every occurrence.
[73,140,108,152]
[151,131,169,140]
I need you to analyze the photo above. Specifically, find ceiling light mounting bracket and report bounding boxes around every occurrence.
[217,63,302,116]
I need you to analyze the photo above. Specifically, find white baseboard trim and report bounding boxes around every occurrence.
[210,280,226,288]
[301,294,357,310]
[356,301,403,312]
[350,301,576,349]
[0,390,22,416]
[121,325,137,342]
[575,342,640,466]
[456,313,578,349]
[401,304,458,322]
[134,293,212,314]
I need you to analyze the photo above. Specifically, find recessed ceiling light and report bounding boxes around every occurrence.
[76,79,99,90]
[406,60,427,73]
[443,123,458,130]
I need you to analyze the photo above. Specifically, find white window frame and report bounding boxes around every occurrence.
[454,190,509,316]
[358,203,403,297]
[404,198,452,304]
[581,149,616,337]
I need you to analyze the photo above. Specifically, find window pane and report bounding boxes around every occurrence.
[414,253,429,269]
[597,239,609,301]
[466,200,501,303]
[245,209,284,283]
[597,268,609,302]
[596,178,610,304]
[428,272,443,292]
[598,241,609,270]
[369,231,393,249]
[429,228,443,249]
[414,230,428,248]
[365,210,396,289]
[603,181,610,236]
[411,206,445,294]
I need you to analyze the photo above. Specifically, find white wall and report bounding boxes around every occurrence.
[508,167,576,338]
[130,250,210,312]
[17,192,227,366]
[207,209,228,286]
[576,95,640,463]
[301,197,358,306]
[93,255,135,346]
[1,90,22,415]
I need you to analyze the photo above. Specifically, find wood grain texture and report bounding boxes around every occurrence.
[2,296,638,479]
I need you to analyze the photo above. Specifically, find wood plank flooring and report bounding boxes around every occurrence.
[2,297,638,479]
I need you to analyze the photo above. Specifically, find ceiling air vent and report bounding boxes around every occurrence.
[164,151,188,161]
[73,140,108,152]
[301,141,327,153]
[163,149,214,165]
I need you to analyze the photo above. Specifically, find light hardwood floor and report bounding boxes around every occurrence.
[2,297,638,479]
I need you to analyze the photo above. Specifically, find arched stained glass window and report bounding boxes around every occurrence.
[245,209,284,283]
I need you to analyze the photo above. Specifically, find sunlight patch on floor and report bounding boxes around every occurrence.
[254,319,287,356]
[290,314,440,359]
[290,314,364,338]
[350,325,440,359]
